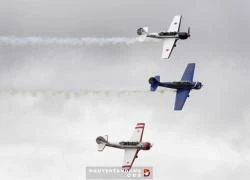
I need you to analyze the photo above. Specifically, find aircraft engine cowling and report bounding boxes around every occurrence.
[143,142,152,150]
[193,82,203,89]
[178,32,190,40]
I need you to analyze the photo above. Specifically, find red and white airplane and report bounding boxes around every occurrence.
[137,15,190,59]
[96,123,152,171]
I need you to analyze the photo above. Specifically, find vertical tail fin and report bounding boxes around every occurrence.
[149,76,160,91]
[137,27,149,42]
[96,135,108,152]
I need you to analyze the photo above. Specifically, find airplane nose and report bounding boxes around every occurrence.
[198,82,203,89]
[143,142,152,150]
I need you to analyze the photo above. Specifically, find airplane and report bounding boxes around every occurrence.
[96,123,152,171]
[137,15,190,59]
[148,63,202,110]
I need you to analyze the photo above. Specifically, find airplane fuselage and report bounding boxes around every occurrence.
[146,31,190,40]
[149,77,202,90]
[159,81,202,90]
[106,141,152,150]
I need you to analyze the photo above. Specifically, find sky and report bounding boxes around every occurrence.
[0,0,250,180]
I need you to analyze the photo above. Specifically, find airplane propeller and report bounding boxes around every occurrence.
[188,27,191,37]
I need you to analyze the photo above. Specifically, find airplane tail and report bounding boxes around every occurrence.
[137,27,148,41]
[148,76,160,91]
[96,135,108,151]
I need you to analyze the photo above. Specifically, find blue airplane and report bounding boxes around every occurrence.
[149,63,202,110]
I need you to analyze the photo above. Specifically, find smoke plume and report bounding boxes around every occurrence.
[0,36,155,46]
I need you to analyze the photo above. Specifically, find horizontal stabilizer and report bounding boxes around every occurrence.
[138,34,147,42]
[98,143,106,151]
[137,27,149,42]
[149,76,160,91]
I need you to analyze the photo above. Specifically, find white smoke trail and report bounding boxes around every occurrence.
[0,36,156,46]
[0,89,172,97]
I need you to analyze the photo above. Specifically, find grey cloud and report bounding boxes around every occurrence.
[0,0,250,179]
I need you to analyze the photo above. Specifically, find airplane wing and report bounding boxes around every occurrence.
[122,149,139,171]
[174,89,190,110]
[161,38,177,59]
[168,15,182,32]
[122,123,145,171]
[181,63,195,81]
[130,123,145,142]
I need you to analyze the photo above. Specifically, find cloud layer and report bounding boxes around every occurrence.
[0,0,250,180]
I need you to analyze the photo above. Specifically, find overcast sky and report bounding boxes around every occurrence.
[0,0,250,180]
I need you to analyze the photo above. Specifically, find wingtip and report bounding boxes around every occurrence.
[136,123,145,129]
[122,166,131,172]
[187,63,195,66]
[161,55,170,59]
[174,108,183,111]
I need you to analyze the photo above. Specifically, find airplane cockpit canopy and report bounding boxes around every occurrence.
[158,32,177,36]
[119,141,139,146]
[173,81,191,85]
